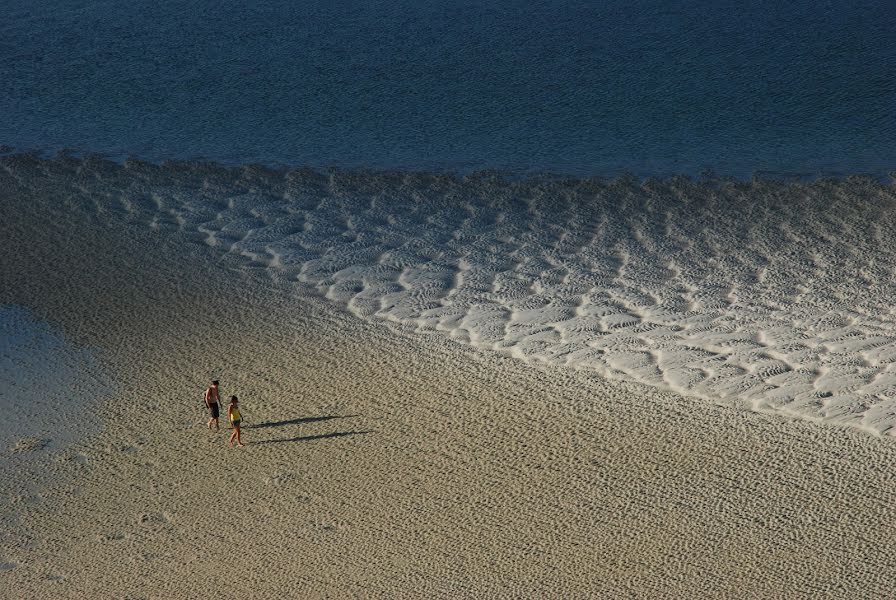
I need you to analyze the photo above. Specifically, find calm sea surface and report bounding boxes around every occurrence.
[1,0,893,177]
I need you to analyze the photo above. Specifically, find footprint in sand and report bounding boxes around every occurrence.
[137,512,172,526]
[9,437,48,453]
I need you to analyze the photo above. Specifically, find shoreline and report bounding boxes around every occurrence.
[2,155,896,597]
[2,147,893,184]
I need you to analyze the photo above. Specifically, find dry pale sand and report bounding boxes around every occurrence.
[2,161,896,598]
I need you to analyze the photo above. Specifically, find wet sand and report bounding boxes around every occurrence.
[1,160,895,598]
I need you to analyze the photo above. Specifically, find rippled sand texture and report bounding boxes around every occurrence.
[4,155,896,435]
[3,154,896,597]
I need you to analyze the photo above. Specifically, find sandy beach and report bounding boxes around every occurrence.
[2,155,896,598]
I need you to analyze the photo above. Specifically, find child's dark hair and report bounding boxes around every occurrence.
[231,395,238,402]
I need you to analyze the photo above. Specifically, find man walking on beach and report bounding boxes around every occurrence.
[205,380,221,431]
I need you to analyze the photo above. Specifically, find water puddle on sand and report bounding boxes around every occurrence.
[0,305,111,452]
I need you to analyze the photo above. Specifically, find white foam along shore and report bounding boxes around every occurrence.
[2,153,896,597]
[6,154,896,435]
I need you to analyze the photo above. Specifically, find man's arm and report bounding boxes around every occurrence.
[204,388,211,407]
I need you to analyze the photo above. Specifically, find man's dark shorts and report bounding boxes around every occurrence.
[208,403,220,419]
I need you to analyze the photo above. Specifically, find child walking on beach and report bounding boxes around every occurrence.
[228,395,245,447]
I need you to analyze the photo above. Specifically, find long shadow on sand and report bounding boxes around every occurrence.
[253,430,371,445]
[246,415,357,429]
[245,414,368,445]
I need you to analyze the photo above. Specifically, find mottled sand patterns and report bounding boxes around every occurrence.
[3,154,896,594]
[22,156,888,430]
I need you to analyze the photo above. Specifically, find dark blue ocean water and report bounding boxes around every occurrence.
[2,0,893,177]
